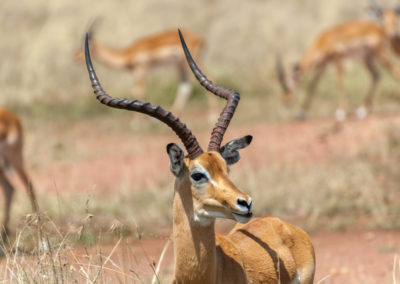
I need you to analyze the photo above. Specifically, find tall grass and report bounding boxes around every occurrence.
[0,211,162,283]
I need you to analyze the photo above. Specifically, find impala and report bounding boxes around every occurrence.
[277,7,400,121]
[0,108,38,238]
[85,30,315,283]
[77,27,205,113]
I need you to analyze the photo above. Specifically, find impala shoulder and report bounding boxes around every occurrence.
[216,233,241,259]
[215,234,247,282]
[258,216,315,257]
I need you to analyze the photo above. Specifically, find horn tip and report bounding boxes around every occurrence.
[84,33,90,62]
[178,29,186,49]
[84,32,95,74]
[245,135,253,144]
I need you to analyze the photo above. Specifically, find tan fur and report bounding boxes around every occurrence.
[76,29,204,110]
[78,30,204,69]
[84,27,315,283]
[298,21,386,71]
[172,152,315,284]
[0,109,21,144]
[0,108,38,237]
[280,10,400,118]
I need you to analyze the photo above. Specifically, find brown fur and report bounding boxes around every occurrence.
[298,21,386,71]
[279,11,400,119]
[390,35,400,55]
[76,29,205,110]
[0,108,38,238]
[82,29,204,69]
[172,152,315,283]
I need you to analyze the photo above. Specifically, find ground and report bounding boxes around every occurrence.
[84,229,400,283]
[3,111,400,282]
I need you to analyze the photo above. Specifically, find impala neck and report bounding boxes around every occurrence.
[172,177,217,284]
[91,41,128,69]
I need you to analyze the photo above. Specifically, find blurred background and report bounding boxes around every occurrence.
[2,0,399,116]
[1,0,400,282]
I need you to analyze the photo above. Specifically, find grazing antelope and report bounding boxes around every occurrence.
[277,7,400,121]
[76,27,205,113]
[0,108,38,237]
[85,30,315,283]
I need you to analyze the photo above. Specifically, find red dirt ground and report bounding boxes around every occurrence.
[33,113,400,194]
[14,113,400,282]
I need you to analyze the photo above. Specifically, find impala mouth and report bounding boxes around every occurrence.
[232,211,253,223]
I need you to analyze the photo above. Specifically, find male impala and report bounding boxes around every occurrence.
[77,26,205,113]
[85,30,315,283]
[277,7,400,120]
[0,108,38,238]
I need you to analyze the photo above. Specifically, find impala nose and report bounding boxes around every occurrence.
[237,198,252,212]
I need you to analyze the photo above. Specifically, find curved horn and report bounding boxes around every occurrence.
[85,33,203,159]
[178,29,240,152]
[275,55,290,93]
[87,17,101,40]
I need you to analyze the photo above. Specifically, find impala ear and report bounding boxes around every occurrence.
[220,135,252,165]
[167,143,185,177]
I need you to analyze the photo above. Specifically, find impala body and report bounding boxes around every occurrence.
[77,28,205,112]
[277,9,400,120]
[0,108,38,237]
[85,29,315,283]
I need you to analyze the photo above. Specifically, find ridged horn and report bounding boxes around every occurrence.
[178,29,240,152]
[84,33,203,159]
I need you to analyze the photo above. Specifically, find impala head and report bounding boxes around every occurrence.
[167,136,253,224]
[85,29,253,224]
[368,0,400,37]
[276,55,300,106]
[381,9,400,37]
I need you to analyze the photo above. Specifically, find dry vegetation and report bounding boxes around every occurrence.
[1,0,400,282]
[0,0,398,110]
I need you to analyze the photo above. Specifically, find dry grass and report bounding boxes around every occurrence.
[1,0,400,282]
[0,213,163,283]
[1,0,400,117]
[4,115,400,238]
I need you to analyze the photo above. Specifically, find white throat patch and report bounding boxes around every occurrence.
[194,208,226,226]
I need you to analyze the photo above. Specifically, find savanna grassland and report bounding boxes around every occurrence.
[1,0,400,283]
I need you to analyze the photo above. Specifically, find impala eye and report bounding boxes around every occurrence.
[191,172,206,182]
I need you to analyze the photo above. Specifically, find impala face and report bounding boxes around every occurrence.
[187,152,253,224]
[381,10,399,37]
[167,135,253,226]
